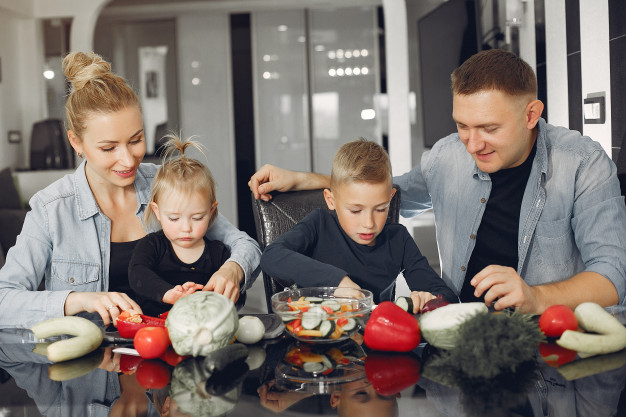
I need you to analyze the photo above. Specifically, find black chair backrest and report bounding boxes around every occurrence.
[251,185,401,312]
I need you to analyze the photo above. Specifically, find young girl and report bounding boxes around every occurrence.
[128,135,230,316]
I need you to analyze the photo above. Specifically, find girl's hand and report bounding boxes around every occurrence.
[163,286,185,304]
[181,281,204,293]
[65,292,143,327]
[410,291,437,314]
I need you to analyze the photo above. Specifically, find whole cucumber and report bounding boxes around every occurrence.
[31,316,104,362]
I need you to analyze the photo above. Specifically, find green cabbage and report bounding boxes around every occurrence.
[165,292,239,357]
[418,302,488,349]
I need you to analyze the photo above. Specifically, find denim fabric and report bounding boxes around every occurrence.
[0,161,260,328]
[394,119,626,304]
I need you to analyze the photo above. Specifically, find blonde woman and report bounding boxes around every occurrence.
[0,52,260,328]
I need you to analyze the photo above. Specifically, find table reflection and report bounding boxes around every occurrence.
[0,323,625,416]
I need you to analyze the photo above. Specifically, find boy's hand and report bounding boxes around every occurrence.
[338,276,361,289]
[410,291,437,314]
[334,276,363,299]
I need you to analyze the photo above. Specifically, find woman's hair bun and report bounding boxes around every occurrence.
[63,52,112,91]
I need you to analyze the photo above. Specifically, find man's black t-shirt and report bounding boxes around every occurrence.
[460,142,537,302]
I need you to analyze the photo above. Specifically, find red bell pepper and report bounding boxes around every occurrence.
[365,352,421,396]
[363,301,420,352]
[116,314,166,339]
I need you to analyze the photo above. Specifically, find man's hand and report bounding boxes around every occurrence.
[471,265,543,313]
[248,164,330,201]
[204,261,244,303]
[248,164,298,201]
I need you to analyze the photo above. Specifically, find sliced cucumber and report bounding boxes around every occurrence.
[321,354,334,370]
[280,312,299,322]
[304,297,324,303]
[302,309,325,330]
[321,300,341,311]
[303,361,325,373]
[319,320,336,338]
[395,296,414,313]
[342,318,357,331]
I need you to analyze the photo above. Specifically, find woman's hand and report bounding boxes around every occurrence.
[64,291,142,326]
[410,291,437,314]
[204,261,244,302]
[98,347,122,373]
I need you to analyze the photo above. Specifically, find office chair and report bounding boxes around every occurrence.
[251,185,401,313]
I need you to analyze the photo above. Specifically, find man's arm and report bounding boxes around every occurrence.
[472,267,618,314]
[249,164,330,201]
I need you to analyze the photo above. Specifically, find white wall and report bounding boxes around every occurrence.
[544,0,569,127]
[579,0,612,156]
[0,6,44,170]
[543,0,613,155]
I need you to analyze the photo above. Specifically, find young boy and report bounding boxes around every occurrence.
[260,139,456,312]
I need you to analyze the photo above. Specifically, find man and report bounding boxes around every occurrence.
[249,49,626,314]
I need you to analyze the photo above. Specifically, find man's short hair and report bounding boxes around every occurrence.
[451,49,537,97]
[330,138,392,189]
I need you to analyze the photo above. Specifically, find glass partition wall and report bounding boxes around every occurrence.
[252,7,381,175]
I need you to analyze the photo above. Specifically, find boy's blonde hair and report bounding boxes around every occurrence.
[145,134,218,228]
[63,51,141,139]
[330,138,392,189]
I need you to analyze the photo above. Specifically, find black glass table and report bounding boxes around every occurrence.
[0,310,625,417]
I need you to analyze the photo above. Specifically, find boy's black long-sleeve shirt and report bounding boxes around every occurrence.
[260,209,456,304]
[128,230,230,315]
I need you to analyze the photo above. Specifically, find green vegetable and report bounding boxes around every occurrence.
[394,296,413,313]
[418,302,487,349]
[422,310,544,416]
[165,292,239,357]
[170,355,243,417]
[556,302,626,357]
[423,310,545,380]
[31,316,104,362]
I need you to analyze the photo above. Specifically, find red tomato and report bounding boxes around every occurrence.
[134,326,170,359]
[539,342,578,367]
[135,360,171,389]
[538,305,578,338]
[160,346,188,367]
[119,354,143,375]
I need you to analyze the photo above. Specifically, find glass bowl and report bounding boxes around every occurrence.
[275,339,367,393]
[271,287,373,343]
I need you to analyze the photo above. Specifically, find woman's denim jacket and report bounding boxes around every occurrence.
[395,118,626,304]
[0,162,261,328]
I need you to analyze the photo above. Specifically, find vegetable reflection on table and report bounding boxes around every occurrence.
[258,336,422,416]
[420,309,545,416]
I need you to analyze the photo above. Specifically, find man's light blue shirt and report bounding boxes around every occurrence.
[395,119,626,304]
